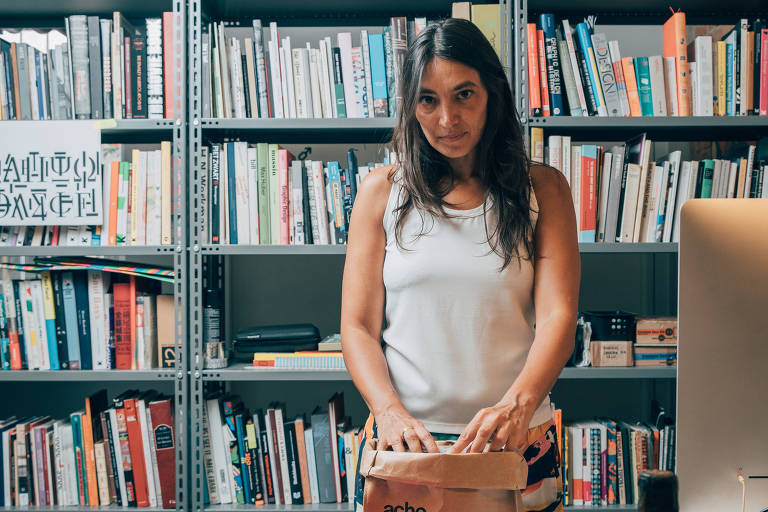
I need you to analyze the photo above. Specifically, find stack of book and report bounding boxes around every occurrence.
[202,2,503,119]
[634,317,677,367]
[0,12,177,121]
[0,389,176,508]
[528,12,768,117]
[0,267,174,371]
[0,142,175,247]
[531,130,768,242]
[201,143,394,245]
[203,392,357,506]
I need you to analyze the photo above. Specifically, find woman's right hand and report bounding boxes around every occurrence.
[374,405,439,453]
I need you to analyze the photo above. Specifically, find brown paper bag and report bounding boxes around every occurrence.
[359,438,528,512]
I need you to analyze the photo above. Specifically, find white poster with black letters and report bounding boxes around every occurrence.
[0,120,102,225]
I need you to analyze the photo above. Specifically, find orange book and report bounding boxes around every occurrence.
[621,57,643,116]
[526,23,542,116]
[129,276,137,369]
[108,161,120,245]
[293,417,312,504]
[82,396,100,507]
[124,398,150,507]
[663,11,691,116]
[537,29,550,116]
[10,43,21,119]
[162,12,175,119]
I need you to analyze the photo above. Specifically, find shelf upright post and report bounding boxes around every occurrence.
[514,0,529,149]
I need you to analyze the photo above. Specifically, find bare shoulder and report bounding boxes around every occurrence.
[354,164,397,221]
[529,164,570,204]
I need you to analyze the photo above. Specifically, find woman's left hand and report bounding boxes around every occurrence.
[445,399,535,454]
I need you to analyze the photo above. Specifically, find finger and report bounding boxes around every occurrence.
[378,438,389,452]
[390,438,406,453]
[489,422,512,452]
[446,421,478,454]
[403,428,422,453]
[469,421,497,453]
[416,425,440,453]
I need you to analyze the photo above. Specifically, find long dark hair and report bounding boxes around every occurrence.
[390,17,535,270]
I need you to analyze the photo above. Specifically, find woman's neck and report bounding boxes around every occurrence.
[448,149,477,182]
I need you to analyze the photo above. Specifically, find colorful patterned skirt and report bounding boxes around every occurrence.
[353,414,563,512]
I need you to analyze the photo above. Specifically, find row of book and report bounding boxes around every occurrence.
[0,271,174,371]
[531,129,768,243]
[201,143,393,245]
[203,392,355,506]
[528,12,768,117]
[0,12,177,121]
[559,419,676,506]
[0,143,175,247]
[0,389,176,508]
[201,2,502,119]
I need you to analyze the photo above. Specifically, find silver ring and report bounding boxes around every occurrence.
[402,426,414,436]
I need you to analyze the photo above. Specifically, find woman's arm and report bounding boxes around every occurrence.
[340,166,438,453]
[448,164,580,453]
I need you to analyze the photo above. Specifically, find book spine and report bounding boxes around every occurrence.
[87,16,103,119]
[149,399,176,509]
[163,12,174,118]
[245,422,265,504]
[634,57,653,116]
[124,398,150,507]
[591,33,621,116]
[540,14,564,115]
[257,413,276,504]
[100,19,113,118]
[575,22,606,116]
[233,415,252,504]
[536,28,550,116]
[146,18,164,119]
[114,400,137,506]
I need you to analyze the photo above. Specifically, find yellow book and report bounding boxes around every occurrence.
[716,40,726,116]
[530,126,544,162]
[471,3,500,59]
[451,1,471,20]
[161,141,172,245]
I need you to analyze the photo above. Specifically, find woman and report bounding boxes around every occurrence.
[340,18,579,512]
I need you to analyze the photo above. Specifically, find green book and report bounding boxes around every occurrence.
[633,57,653,116]
[256,142,271,244]
[700,159,715,198]
[331,47,346,118]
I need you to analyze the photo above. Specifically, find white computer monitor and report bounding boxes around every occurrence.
[677,199,768,512]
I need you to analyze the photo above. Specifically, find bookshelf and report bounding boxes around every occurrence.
[0,0,187,509]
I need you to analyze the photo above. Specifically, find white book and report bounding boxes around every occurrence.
[711,159,722,199]
[324,36,337,117]
[136,150,148,245]
[351,46,368,117]
[136,398,163,507]
[337,32,358,118]
[300,47,315,118]
[60,420,79,505]
[201,401,220,504]
[647,55,667,116]
[211,25,224,118]
[571,426,583,506]
[142,294,157,368]
[548,136,562,172]
[52,422,65,505]
[343,431,355,504]
[217,23,233,118]
[160,141,173,245]
[311,161,330,244]
[146,150,162,245]
[135,296,147,368]
[303,427,320,504]
[561,136,572,187]
[690,62,698,116]
[618,163,641,243]
[268,23,284,118]
[719,160,731,198]
[671,161,692,243]
[597,151,613,242]
[290,160,305,244]
[571,145,581,233]
[0,54,8,119]
[264,411,282,505]
[87,271,108,369]
[308,46,324,119]
[317,40,333,118]
[694,36,713,116]
[739,19,748,115]
[247,147,260,244]
[205,399,233,504]
[244,37,259,118]
[108,409,128,507]
[663,56,679,116]
[562,20,589,115]
[234,141,251,245]
[643,165,665,243]
[607,40,630,116]
[762,165,768,199]
[111,14,123,119]
[361,29,375,118]
[274,408,292,505]
[19,281,42,369]
[221,422,238,504]
[229,38,246,119]
[727,160,738,199]
[292,47,309,118]
[305,161,321,244]
[282,37,297,119]
[253,20,269,118]
[94,440,110,505]
[662,151,682,243]
[632,140,653,243]
[27,46,40,120]
[30,280,49,369]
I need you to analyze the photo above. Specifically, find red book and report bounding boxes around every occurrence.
[114,395,138,506]
[526,23,541,116]
[760,29,768,116]
[50,226,60,246]
[148,397,176,509]
[278,149,291,244]
[124,398,150,507]
[113,282,132,369]
[537,28,550,116]
[163,12,175,119]
[124,36,133,119]
[580,147,598,241]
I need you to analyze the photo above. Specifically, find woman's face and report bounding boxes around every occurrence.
[414,57,488,162]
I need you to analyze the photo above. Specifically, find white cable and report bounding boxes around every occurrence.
[737,471,746,512]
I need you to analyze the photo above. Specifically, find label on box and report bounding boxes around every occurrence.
[636,317,677,344]
[590,341,634,367]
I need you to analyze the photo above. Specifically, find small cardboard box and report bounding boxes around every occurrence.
[634,344,677,366]
[636,317,677,344]
[590,341,634,367]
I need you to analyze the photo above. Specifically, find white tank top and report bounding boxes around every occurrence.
[381,172,552,434]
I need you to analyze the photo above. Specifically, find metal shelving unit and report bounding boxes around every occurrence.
[0,1,187,511]
[204,505,353,512]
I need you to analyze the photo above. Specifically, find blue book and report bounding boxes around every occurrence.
[633,57,653,116]
[40,272,59,370]
[234,414,252,504]
[725,43,734,115]
[0,294,9,370]
[71,411,89,504]
[368,33,389,117]
[575,22,606,116]
[61,272,82,369]
[72,272,92,369]
[226,142,238,245]
[34,51,45,119]
[540,14,565,116]
[327,162,346,244]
